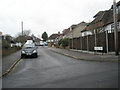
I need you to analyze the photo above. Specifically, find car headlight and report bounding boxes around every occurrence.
[33,50,37,53]
[22,51,25,54]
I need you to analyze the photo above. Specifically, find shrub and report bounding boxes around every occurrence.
[2,40,10,49]
[58,39,62,46]
[62,38,69,48]
[59,44,63,49]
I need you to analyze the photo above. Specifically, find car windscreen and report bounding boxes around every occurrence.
[23,44,35,48]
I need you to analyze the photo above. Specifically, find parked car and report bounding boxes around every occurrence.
[40,42,44,46]
[21,43,38,58]
[35,42,40,46]
[44,42,48,46]
[26,40,33,44]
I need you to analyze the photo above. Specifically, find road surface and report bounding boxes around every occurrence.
[3,47,118,88]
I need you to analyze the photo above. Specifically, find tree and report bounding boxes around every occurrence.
[16,30,31,37]
[2,34,13,49]
[4,34,13,42]
[15,30,32,43]
[42,32,48,42]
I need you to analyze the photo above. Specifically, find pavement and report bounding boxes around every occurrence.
[1,47,119,77]
[2,50,21,77]
[49,47,120,62]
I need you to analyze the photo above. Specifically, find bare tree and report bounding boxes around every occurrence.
[16,30,31,37]
[15,30,32,43]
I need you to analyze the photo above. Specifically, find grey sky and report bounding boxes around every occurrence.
[0,0,119,37]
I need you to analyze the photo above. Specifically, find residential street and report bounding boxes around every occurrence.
[3,47,118,88]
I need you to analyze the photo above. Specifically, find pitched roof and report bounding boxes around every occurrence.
[31,35,41,41]
[102,10,113,25]
[82,9,116,32]
[82,1,120,33]
[48,34,60,39]
[90,11,105,26]
[70,24,78,30]
[62,28,70,35]
[117,1,120,6]
[83,11,105,31]
[111,1,120,9]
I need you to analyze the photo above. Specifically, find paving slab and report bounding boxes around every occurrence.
[49,47,119,62]
[2,50,21,75]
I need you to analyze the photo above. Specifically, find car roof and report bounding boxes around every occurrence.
[23,43,35,47]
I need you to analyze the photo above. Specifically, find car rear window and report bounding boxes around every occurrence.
[23,44,35,48]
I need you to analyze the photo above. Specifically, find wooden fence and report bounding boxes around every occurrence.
[69,32,120,53]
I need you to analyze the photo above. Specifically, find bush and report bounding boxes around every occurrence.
[59,44,63,49]
[58,39,62,46]
[2,40,10,49]
[58,38,69,49]
[62,38,69,48]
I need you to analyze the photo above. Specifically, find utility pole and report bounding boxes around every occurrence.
[21,21,24,44]
[70,27,74,49]
[113,0,119,55]
[106,30,109,53]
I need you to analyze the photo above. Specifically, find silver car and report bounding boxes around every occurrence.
[21,43,38,58]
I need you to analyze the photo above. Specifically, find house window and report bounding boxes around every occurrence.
[111,22,120,33]
[118,6,120,13]
[111,24,114,33]
[51,40,54,42]
[97,28,104,33]
[118,22,120,32]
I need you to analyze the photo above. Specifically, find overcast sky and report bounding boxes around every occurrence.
[0,0,119,37]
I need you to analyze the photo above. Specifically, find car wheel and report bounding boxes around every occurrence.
[34,53,38,58]
[21,55,24,58]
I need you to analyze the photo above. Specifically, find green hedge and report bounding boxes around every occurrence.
[2,40,21,57]
[2,40,10,49]
[58,38,69,48]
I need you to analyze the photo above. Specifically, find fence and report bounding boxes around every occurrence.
[69,32,120,53]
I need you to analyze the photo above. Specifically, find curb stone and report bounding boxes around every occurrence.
[0,58,22,78]
[50,50,119,62]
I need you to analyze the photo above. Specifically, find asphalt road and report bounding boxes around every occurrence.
[2,47,118,88]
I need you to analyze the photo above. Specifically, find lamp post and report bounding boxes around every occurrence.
[21,21,24,44]
[113,0,119,55]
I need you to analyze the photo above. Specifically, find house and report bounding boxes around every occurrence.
[0,31,2,36]
[102,1,120,33]
[81,11,106,36]
[31,34,41,45]
[62,22,88,38]
[62,28,70,38]
[81,1,120,36]
[72,22,88,38]
[47,33,61,47]
[63,24,78,39]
